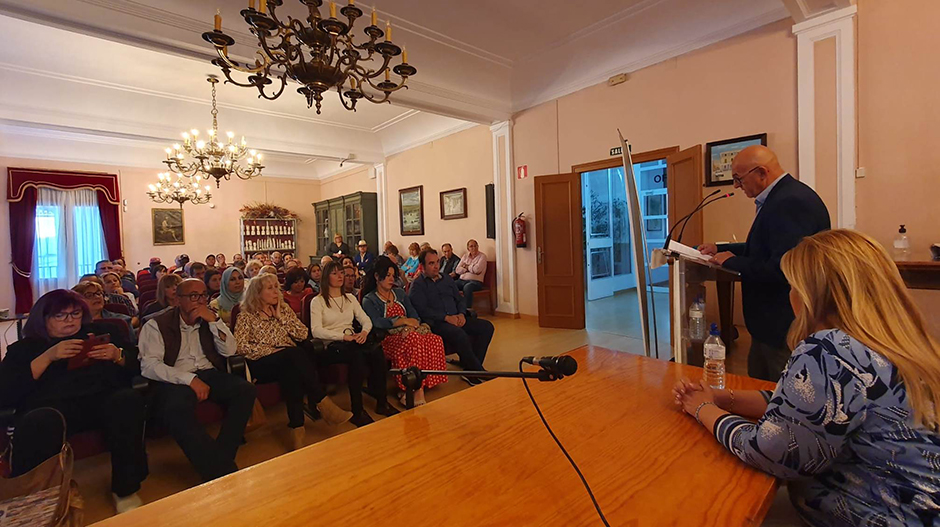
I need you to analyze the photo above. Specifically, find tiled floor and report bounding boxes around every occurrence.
[585,290,672,354]
[74,314,753,523]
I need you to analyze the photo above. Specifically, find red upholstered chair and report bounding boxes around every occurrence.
[138,290,156,311]
[229,303,241,332]
[98,317,134,343]
[103,303,131,316]
[229,303,283,407]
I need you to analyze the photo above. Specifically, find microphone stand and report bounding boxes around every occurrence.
[389,366,564,409]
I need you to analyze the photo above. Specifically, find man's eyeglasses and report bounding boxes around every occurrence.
[181,292,209,302]
[52,309,83,321]
[83,291,104,299]
[732,166,762,185]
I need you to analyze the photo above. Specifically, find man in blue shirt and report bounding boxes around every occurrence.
[353,240,375,274]
[408,248,494,386]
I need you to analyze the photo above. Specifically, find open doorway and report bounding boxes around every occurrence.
[574,148,676,350]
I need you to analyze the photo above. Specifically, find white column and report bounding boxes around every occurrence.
[490,120,518,314]
[794,5,857,228]
[372,163,387,247]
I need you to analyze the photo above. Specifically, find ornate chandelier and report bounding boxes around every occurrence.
[147,172,213,207]
[201,1,417,114]
[164,76,263,188]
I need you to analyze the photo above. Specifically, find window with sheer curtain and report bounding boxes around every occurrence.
[31,187,107,298]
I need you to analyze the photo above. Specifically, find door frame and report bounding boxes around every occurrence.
[572,146,680,302]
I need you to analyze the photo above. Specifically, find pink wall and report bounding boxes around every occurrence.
[317,165,373,204]
[0,156,321,312]
[512,19,799,316]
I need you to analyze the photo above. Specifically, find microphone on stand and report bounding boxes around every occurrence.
[676,192,734,245]
[522,355,578,377]
[663,189,721,250]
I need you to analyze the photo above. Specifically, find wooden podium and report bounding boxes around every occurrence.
[666,251,740,365]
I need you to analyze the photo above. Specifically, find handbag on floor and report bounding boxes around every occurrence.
[0,411,83,527]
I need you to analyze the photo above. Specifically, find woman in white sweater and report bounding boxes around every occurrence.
[310,261,397,426]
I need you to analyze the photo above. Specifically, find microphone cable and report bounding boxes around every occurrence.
[519,360,611,526]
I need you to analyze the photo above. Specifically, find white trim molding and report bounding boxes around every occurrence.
[372,163,388,247]
[490,120,518,314]
[794,5,857,228]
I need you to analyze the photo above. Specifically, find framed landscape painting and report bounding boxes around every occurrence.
[705,133,767,187]
[440,187,468,220]
[399,185,424,236]
[152,208,185,245]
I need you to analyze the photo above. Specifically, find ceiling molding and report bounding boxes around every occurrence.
[384,120,479,157]
[512,5,791,113]
[74,0,256,44]
[0,61,386,133]
[370,109,420,132]
[517,0,669,64]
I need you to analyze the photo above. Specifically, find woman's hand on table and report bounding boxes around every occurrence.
[673,378,717,416]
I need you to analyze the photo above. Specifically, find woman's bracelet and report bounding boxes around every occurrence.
[729,388,735,412]
[694,402,717,424]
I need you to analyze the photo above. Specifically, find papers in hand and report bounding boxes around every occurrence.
[667,240,712,264]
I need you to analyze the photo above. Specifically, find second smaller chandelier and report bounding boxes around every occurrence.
[164,75,264,188]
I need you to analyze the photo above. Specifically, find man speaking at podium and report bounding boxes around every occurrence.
[699,146,829,381]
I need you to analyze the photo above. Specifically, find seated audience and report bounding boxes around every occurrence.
[73,280,138,337]
[385,243,405,267]
[101,271,139,317]
[343,266,360,298]
[112,260,139,297]
[354,240,375,273]
[283,268,313,315]
[440,243,461,278]
[216,253,227,269]
[233,260,246,272]
[139,279,256,482]
[0,290,147,513]
[409,249,494,386]
[205,254,217,270]
[420,242,431,252]
[209,267,245,326]
[673,229,940,527]
[401,243,420,281]
[188,262,207,281]
[362,257,447,406]
[141,274,183,319]
[260,265,278,276]
[245,260,263,279]
[454,239,487,309]
[271,251,284,271]
[172,254,190,274]
[235,274,352,450]
[152,264,168,281]
[340,256,356,270]
[95,259,115,277]
[148,257,162,277]
[285,259,301,271]
[306,263,322,293]
[319,255,334,268]
[253,252,265,262]
[328,233,351,259]
[310,261,396,427]
[232,253,243,263]
[204,268,222,298]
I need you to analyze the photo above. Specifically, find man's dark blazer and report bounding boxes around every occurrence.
[719,174,830,348]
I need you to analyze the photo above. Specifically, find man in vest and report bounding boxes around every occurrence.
[139,278,256,481]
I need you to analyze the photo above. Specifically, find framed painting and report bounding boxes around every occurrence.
[152,208,185,245]
[705,133,767,187]
[399,185,424,236]
[440,187,467,220]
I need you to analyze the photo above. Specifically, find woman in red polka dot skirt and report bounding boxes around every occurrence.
[362,257,447,406]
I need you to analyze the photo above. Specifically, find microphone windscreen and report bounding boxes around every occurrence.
[557,356,578,376]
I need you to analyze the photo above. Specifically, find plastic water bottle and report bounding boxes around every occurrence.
[894,224,910,261]
[689,296,706,341]
[704,323,726,389]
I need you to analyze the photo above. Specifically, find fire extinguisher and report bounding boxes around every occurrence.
[513,212,527,248]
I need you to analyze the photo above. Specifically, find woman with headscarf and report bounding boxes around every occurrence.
[209,267,246,326]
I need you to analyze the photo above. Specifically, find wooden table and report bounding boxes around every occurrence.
[896,259,940,290]
[95,346,777,527]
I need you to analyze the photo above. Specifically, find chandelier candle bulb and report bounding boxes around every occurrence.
[403,47,407,63]
[330,2,336,18]
[249,0,255,9]
[386,21,391,40]
[259,0,266,14]
[214,9,221,31]
[371,7,376,25]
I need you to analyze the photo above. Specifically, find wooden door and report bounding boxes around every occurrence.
[535,173,585,329]
[667,145,704,247]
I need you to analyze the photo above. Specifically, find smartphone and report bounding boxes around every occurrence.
[67,333,111,370]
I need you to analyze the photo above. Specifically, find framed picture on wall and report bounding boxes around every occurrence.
[399,185,424,236]
[152,208,185,245]
[705,133,767,187]
[440,187,468,220]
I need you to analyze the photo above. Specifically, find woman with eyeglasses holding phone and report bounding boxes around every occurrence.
[0,289,148,514]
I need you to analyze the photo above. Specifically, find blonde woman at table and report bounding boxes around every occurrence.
[673,229,940,527]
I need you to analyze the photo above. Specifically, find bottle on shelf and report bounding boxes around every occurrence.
[689,296,706,341]
[893,224,910,261]
[703,323,726,389]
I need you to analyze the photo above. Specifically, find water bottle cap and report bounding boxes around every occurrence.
[709,323,719,335]
[899,224,907,234]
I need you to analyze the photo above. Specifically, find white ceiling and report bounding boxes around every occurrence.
[0,0,792,180]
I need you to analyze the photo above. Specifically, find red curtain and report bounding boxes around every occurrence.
[96,191,122,260]
[7,168,122,312]
[9,187,37,314]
